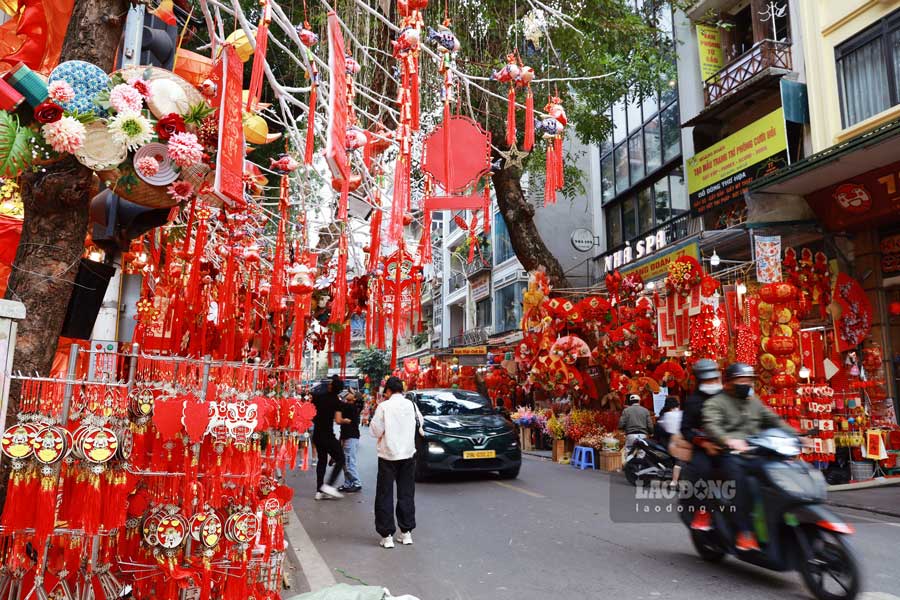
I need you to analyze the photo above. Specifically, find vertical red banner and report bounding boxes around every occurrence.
[325,11,349,181]
[214,45,245,206]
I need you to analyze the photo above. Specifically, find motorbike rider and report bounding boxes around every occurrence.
[702,362,796,552]
[619,394,653,453]
[679,359,722,531]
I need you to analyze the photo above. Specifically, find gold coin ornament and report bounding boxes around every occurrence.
[2,424,35,459]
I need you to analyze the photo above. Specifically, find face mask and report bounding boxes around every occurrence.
[733,384,754,399]
[698,383,722,395]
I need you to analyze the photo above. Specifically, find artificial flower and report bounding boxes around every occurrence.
[135,156,160,178]
[128,77,152,99]
[41,116,86,154]
[166,131,204,168]
[33,100,64,124]
[109,83,144,114]
[47,80,75,104]
[155,113,186,141]
[167,180,194,202]
[108,112,154,151]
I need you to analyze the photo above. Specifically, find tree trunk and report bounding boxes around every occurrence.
[491,165,569,289]
[0,0,126,504]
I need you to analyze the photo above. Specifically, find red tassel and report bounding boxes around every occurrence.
[482,184,491,235]
[389,155,409,245]
[304,85,317,165]
[417,209,432,264]
[555,136,564,190]
[523,89,535,151]
[328,232,348,325]
[506,87,517,147]
[545,142,557,206]
[367,195,382,272]
[410,55,420,131]
[245,0,271,111]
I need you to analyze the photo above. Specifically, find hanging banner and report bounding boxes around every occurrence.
[213,45,245,205]
[696,24,725,81]
[325,11,349,179]
[755,235,782,283]
[453,346,487,355]
[687,108,788,215]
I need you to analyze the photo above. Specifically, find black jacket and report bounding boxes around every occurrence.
[681,390,714,444]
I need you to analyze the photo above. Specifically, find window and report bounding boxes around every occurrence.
[661,102,681,162]
[622,196,637,241]
[644,116,662,173]
[614,143,629,193]
[493,212,515,264]
[495,282,525,333]
[626,96,643,133]
[638,187,653,233]
[612,100,627,144]
[475,298,491,329]
[606,204,623,248]
[601,154,615,203]
[654,178,671,223]
[836,10,900,128]
[670,169,688,215]
[628,133,644,182]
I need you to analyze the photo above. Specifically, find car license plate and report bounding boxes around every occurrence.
[463,450,496,459]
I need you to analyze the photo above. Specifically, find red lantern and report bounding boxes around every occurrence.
[771,373,797,389]
[759,282,798,304]
[765,336,796,356]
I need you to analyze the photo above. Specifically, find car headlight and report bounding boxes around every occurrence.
[427,441,445,454]
[423,426,441,435]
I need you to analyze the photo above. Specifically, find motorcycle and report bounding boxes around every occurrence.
[623,436,675,486]
[680,429,861,600]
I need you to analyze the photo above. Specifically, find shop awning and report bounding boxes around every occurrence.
[750,117,900,196]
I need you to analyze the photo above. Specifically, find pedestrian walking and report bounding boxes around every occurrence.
[312,375,351,500]
[339,390,363,493]
[370,376,424,549]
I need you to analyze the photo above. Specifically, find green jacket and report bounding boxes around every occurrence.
[702,391,795,445]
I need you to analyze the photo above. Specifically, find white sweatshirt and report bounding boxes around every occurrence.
[370,393,425,461]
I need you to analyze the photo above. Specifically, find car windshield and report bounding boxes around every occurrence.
[415,390,492,416]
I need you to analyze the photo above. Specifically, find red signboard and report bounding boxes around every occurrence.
[325,11,349,180]
[806,159,900,231]
[213,45,245,206]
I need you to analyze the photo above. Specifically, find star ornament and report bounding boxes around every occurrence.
[500,143,528,171]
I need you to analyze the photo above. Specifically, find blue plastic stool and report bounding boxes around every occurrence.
[571,446,595,470]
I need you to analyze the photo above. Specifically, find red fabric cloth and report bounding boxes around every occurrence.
[0,214,21,296]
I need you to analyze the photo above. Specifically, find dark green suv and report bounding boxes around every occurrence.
[408,388,521,480]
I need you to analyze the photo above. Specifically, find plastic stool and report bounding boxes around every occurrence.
[571,446,596,470]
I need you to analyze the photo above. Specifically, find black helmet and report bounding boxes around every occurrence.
[692,358,720,381]
[725,362,756,380]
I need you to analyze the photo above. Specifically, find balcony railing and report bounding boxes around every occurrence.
[449,272,466,293]
[449,327,488,347]
[704,40,792,105]
[463,257,492,278]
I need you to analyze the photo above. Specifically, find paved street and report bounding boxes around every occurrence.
[285,431,900,600]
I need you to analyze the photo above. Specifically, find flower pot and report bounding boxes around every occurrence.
[519,427,534,451]
[552,438,566,462]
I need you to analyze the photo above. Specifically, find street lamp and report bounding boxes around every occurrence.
[710,250,721,267]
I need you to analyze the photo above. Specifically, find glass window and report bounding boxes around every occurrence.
[669,169,688,215]
[475,298,491,329]
[661,102,681,162]
[601,153,615,203]
[606,204,623,248]
[612,100,627,144]
[643,90,659,119]
[628,133,644,182]
[495,282,525,333]
[654,177,671,223]
[493,212,515,264]
[626,95,642,133]
[644,116,662,172]
[637,187,653,233]
[600,109,614,155]
[414,390,492,416]
[622,196,637,241]
[837,37,891,127]
[614,143,629,192]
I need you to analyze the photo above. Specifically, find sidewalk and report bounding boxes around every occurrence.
[827,478,900,518]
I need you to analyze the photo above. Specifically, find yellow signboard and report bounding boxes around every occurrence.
[453,346,487,355]
[621,242,700,282]
[697,24,724,81]
[686,108,788,214]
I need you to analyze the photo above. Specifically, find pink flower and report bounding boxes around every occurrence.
[167,180,194,202]
[128,77,152,99]
[109,83,143,114]
[167,132,204,168]
[41,116,86,153]
[48,80,75,104]
[135,156,160,178]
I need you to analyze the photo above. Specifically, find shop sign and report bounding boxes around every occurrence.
[603,230,668,273]
[696,24,724,81]
[570,228,597,252]
[806,159,900,232]
[453,346,487,355]
[620,241,700,282]
[418,355,433,367]
[470,273,490,301]
[687,108,788,215]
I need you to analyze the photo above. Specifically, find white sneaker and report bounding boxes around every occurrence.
[379,536,395,549]
[399,531,413,545]
[314,492,326,501]
[319,484,344,499]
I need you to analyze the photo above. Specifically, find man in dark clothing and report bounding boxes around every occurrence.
[679,358,721,532]
[339,390,363,493]
[312,375,351,500]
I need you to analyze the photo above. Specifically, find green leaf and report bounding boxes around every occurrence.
[0,111,34,178]
[183,102,215,126]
